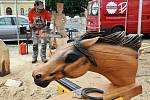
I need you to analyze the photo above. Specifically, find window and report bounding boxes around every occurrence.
[91,2,99,16]
[4,17,12,25]
[0,18,5,25]
[20,8,24,15]
[0,17,12,25]
[6,7,12,15]
[18,17,28,25]
[88,2,99,16]
[12,17,28,25]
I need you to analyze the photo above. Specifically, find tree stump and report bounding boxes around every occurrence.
[0,39,10,76]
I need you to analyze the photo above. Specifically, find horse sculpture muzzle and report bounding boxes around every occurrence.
[32,73,50,88]
[34,79,50,88]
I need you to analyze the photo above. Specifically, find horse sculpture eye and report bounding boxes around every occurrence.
[49,72,56,76]
[65,52,80,63]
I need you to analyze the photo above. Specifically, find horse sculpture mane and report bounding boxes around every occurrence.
[74,31,141,51]
[32,31,141,88]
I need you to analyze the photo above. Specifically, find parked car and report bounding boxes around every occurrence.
[0,15,31,41]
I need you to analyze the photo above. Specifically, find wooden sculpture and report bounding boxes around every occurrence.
[0,39,10,76]
[32,32,142,99]
[52,3,67,38]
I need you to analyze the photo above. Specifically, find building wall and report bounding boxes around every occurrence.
[0,1,34,16]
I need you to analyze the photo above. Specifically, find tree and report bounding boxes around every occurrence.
[46,0,88,17]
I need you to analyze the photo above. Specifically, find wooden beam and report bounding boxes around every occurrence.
[50,83,142,100]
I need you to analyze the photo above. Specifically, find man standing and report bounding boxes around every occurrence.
[28,0,51,63]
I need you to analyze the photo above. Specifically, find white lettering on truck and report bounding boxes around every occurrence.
[118,2,127,14]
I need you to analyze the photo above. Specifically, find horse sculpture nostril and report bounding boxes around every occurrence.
[35,74,42,79]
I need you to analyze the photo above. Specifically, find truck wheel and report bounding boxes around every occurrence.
[111,27,124,33]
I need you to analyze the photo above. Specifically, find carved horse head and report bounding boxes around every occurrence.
[32,33,139,88]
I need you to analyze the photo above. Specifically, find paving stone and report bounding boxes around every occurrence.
[4,79,23,87]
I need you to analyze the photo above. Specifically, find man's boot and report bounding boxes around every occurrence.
[32,58,37,63]
[41,58,47,63]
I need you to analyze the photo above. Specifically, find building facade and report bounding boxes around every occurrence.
[0,0,35,16]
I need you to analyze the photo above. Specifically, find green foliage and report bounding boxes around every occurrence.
[46,0,89,17]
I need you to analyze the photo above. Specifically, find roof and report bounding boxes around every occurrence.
[0,15,28,20]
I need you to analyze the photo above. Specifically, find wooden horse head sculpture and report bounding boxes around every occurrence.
[32,32,141,88]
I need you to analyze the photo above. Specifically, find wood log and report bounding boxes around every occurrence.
[0,39,10,76]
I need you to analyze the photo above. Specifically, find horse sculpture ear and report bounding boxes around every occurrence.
[81,37,99,48]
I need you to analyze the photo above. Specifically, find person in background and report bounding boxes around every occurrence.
[28,0,51,63]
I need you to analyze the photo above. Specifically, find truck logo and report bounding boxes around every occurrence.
[106,2,127,14]
[106,2,117,14]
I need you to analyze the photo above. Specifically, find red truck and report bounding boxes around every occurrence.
[86,0,150,35]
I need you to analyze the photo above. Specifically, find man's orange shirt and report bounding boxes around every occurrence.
[28,8,51,27]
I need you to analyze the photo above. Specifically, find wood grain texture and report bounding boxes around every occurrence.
[49,83,142,100]
[0,39,10,76]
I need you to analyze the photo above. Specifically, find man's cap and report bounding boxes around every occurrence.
[35,1,44,9]
[34,0,42,4]
[35,0,43,3]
